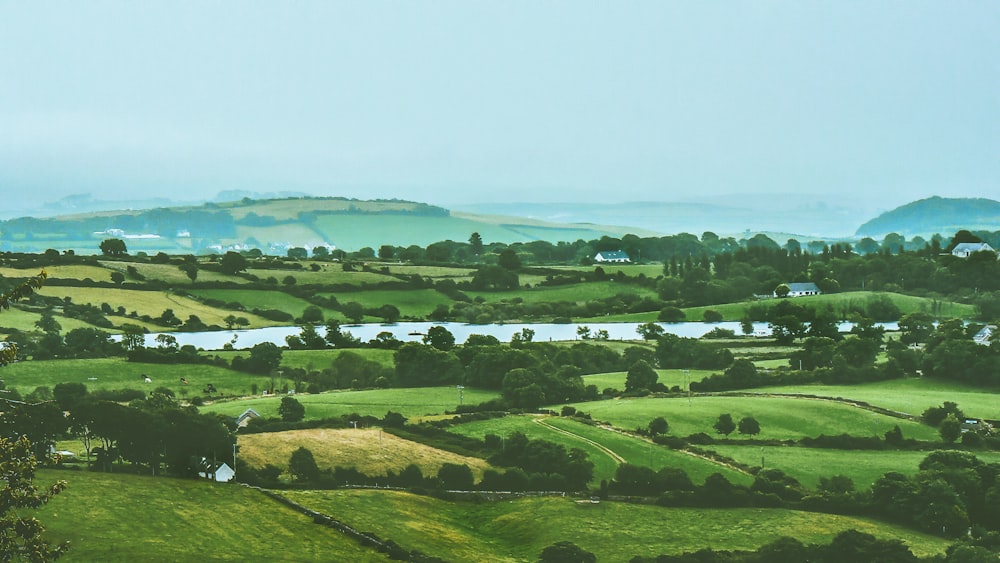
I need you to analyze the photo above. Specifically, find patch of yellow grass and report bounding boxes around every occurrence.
[239,428,492,478]
[55,287,270,327]
[0,264,112,281]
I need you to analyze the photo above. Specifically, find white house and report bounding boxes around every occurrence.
[235,408,261,429]
[775,282,821,298]
[973,325,994,346]
[199,462,235,483]
[594,250,631,263]
[951,242,996,258]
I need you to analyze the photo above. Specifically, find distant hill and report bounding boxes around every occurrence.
[0,196,659,255]
[855,196,1000,237]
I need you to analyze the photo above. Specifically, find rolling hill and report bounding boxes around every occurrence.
[0,196,659,255]
[855,196,1000,237]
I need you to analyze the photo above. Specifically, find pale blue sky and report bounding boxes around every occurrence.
[2,2,997,210]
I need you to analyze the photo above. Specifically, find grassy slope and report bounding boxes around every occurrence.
[704,446,1000,490]
[2,358,283,397]
[447,415,752,487]
[36,470,386,562]
[284,489,951,561]
[759,378,1000,420]
[238,428,492,479]
[202,386,500,421]
[54,287,272,328]
[556,395,941,442]
[582,368,719,392]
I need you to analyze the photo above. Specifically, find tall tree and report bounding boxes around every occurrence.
[0,436,69,560]
[469,232,483,256]
[99,238,127,256]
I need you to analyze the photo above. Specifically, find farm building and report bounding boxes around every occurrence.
[775,282,821,298]
[593,250,631,263]
[951,242,996,258]
[199,462,235,483]
[236,408,261,429]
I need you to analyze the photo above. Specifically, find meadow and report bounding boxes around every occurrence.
[203,386,500,421]
[760,378,1000,420]
[703,445,1000,490]
[557,395,942,442]
[282,489,952,562]
[237,427,493,479]
[36,470,386,562]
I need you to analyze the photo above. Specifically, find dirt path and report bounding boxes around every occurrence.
[532,417,626,464]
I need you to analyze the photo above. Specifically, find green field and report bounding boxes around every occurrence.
[582,368,718,392]
[1,357,283,398]
[704,446,1000,490]
[760,378,1000,420]
[556,395,942,442]
[36,470,386,562]
[468,281,658,307]
[319,288,454,319]
[202,386,500,421]
[283,489,952,562]
[681,291,976,322]
[189,288,338,321]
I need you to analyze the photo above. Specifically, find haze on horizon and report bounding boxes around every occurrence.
[2,2,997,214]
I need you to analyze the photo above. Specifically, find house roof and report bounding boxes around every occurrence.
[786,282,820,293]
[952,242,995,254]
[595,250,630,260]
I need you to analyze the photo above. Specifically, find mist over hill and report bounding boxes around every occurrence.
[855,197,1000,237]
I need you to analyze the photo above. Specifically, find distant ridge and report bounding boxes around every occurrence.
[854,196,1000,237]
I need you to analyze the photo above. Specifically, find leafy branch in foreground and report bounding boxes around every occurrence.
[0,271,47,366]
[0,436,69,561]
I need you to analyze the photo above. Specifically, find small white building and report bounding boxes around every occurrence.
[199,462,235,483]
[973,325,994,346]
[951,242,996,258]
[775,282,821,298]
[594,250,631,263]
[235,408,261,429]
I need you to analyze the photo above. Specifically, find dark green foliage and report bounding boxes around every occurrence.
[713,413,736,437]
[538,541,596,563]
[278,396,305,422]
[624,360,658,392]
[394,343,463,387]
[289,447,320,482]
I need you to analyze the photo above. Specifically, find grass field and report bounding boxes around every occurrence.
[36,470,387,562]
[283,489,952,561]
[556,395,941,442]
[446,414,752,487]
[680,292,976,322]
[189,288,338,321]
[1,357,283,397]
[760,378,1000,420]
[238,427,493,479]
[202,386,500,421]
[582,368,719,392]
[53,287,272,328]
[703,445,1000,490]
[318,288,454,319]
[0,307,102,334]
[468,282,658,307]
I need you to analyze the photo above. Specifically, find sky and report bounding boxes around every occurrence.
[2,2,998,212]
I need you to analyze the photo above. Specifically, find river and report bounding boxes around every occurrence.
[140,321,898,351]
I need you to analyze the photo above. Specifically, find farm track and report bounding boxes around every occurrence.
[533,417,626,464]
[534,417,754,478]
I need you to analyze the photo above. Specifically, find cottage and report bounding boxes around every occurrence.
[951,242,996,258]
[593,250,631,263]
[973,325,994,346]
[236,408,261,429]
[199,462,235,483]
[775,282,821,298]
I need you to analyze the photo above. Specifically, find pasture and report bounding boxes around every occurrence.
[189,288,337,321]
[704,445,1000,490]
[53,287,272,328]
[1,357,281,398]
[761,378,1000,420]
[202,386,500,421]
[36,470,386,562]
[283,489,952,562]
[582,368,718,392]
[238,427,493,479]
[317,288,454,319]
[446,414,752,486]
[556,395,941,441]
